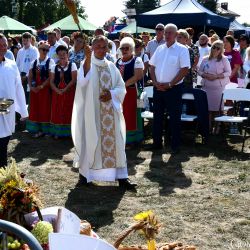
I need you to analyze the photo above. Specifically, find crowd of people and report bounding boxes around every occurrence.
[1,23,250,189]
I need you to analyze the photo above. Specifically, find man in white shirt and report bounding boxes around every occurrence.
[0,34,28,167]
[53,27,68,47]
[145,23,165,59]
[47,30,60,63]
[149,24,190,154]
[197,34,211,85]
[197,34,211,67]
[16,32,39,103]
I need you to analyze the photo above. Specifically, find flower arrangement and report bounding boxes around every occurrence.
[134,211,161,250]
[0,159,42,226]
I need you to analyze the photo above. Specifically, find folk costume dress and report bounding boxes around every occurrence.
[72,55,128,182]
[116,57,144,144]
[50,62,77,137]
[26,57,54,134]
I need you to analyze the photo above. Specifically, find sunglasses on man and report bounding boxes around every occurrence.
[155,28,164,31]
[39,48,49,52]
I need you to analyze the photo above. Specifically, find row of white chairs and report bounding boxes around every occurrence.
[141,85,250,152]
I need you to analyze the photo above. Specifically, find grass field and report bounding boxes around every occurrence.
[8,127,250,250]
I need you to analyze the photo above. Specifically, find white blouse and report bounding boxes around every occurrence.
[117,56,144,70]
[50,62,77,73]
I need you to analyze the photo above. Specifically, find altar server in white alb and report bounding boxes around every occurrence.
[0,33,28,167]
[72,35,137,190]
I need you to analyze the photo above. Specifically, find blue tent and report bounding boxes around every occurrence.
[136,0,232,29]
[229,20,250,36]
[230,20,247,31]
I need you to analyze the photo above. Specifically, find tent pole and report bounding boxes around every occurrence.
[136,20,138,37]
[203,25,206,33]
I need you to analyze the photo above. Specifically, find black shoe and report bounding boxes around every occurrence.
[76,174,89,186]
[118,178,137,190]
[144,144,163,151]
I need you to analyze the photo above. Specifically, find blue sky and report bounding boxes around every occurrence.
[81,0,249,27]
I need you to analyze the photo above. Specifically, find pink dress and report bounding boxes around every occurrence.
[199,56,231,111]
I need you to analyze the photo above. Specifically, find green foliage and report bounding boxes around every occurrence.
[242,22,250,27]
[56,0,87,20]
[0,0,87,29]
[124,0,160,14]
[0,0,14,18]
[197,0,218,13]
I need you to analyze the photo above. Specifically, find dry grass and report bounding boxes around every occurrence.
[8,128,250,250]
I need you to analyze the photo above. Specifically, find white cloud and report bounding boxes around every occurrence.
[81,0,125,27]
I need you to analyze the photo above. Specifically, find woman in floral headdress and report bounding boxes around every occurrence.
[26,41,55,137]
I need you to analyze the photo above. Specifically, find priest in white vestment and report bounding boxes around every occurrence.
[0,34,28,167]
[71,35,137,190]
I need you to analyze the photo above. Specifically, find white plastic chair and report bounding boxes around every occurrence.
[144,86,153,98]
[181,93,198,122]
[214,88,250,146]
[225,82,238,89]
[141,86,154,120]
[180,93,200,143]
[224,82,239,112]
[49,233,116,250]
[215,88,250,123]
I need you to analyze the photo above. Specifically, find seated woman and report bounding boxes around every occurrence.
[27,41,55,137]
[116,37,144,147]
[50,45,77,138]
[198,40,231,134]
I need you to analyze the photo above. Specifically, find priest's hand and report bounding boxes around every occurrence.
[83,45,92,76]
[84,45,92,60]
[100,89,111,102]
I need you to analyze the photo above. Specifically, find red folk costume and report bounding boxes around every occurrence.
[50,62,76,137]
[26,58,52,134]
[116,59,137,131]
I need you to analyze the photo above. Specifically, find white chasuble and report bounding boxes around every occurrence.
[72,55,128,182]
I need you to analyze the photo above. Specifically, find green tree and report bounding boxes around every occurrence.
[22,0,57,28]
[0,0,14,18]
[197,0,218,13]
[242,22,250,27]
[56,0,87,20]
[124,0,160,14]
[0,0,87,29]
